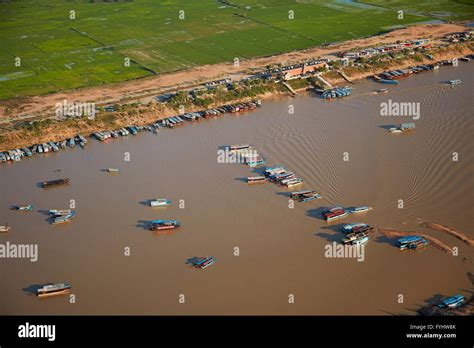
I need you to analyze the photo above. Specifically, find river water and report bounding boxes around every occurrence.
[0,62,473,315]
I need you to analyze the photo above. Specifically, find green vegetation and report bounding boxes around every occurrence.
[0,0,470,99]
[360,0,474,21]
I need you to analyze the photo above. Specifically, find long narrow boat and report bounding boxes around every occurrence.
[437,295,464,309]
[41,178,70,188]
[48,209,72,216]
[105,168,120,173]
[149,219,180,230]
[229,144,251,151]
[191,256,216,269]
[11,204,33,211]
[37,283,72,298]
[342,231,371,245]
[247,176,266,184]
[349,206,372,213]
[149,199,172,207]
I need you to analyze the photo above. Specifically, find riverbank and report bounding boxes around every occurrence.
[1,27,473,152]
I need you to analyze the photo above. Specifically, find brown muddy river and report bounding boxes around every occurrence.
[0,63,473,315]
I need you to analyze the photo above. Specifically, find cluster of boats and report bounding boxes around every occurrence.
[49,209,76,225]
[396,236,429,251]
[341,223,373,245]
[148,219,180,231]
[388,123,416,133]
[322,206,372,222]
[374,64,436,84]
[264,166,303,188]
[189,256,216,269]
[1,101,262,165]
[320,86,352,99]
[290,190,322,203]
[0,135,87,163]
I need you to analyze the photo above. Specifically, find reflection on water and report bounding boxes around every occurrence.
[0,63,473,315]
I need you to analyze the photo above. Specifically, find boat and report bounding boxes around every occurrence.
[105,168,120,173]
[247,176,266,184]
[342,231,371,245]
[191,256,216,269]
[41,178,69,188]
[229,144,251,151]
[11,204,33,211]
[69,138,75,147]
[51,211,76,224]
[437,295,464,309]
[375,88,388,94]
[244,155,266,167]
[48,209,72,216]
[448,79,462,86]
[389,127,403,133]
[396,236,429,251]
[149,219,180,230]
[342,223,371,234]
[149,199,172,207]
[389,123,415,133]
[285,178,303,187]
[350,206,372,213]
[0,224,11,233]
[37,283,71,298]
[322,207,348,221]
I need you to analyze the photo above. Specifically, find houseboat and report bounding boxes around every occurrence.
[149,219,180,231]
[322,207,348,221]
[342,223,372,234]
[149,199,172,207]
[37,283,71,298]
[247,176,266,184]
[396,236,429,251]
[41,178,70,188]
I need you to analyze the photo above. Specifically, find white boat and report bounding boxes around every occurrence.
[48,209,72,216]
[106,168,120,173]
[350,206,372,213]
[149,199,171,207]
[389,127,402,133]
[0,225,11,232]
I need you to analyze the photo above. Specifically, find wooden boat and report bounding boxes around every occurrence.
[437,295,464,309]
[347,234,370,246]
[37,283,71,298]
[12,204,33,211]
[397,236,429,251]
[0,224,11,233]
[106,168,120,173]
[41,178,69,188]
[247,176,266,184]
[149,199,172,207]
[342,231,371,245]
[149,219,180,230]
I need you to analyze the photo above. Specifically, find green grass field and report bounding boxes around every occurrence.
[0,0,472,100]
